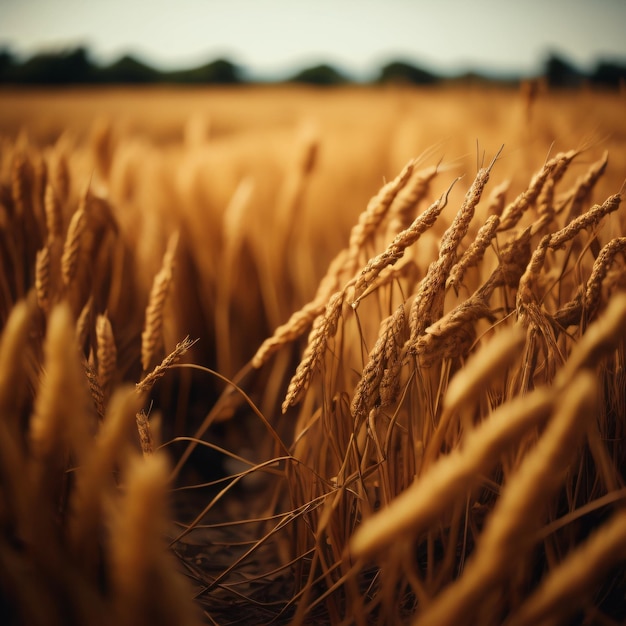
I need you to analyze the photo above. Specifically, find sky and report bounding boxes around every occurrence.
[1,0,626,80]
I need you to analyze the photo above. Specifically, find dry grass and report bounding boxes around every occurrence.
[0,83,625,626]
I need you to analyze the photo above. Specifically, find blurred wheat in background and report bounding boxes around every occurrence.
[0,82,625,625]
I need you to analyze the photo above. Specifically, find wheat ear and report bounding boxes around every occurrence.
[351,304,406,422]
[385,163,440,237]
[44,181,63,241]
[446,213,500,293]
[0,298,35,534]
[253,159,428,368]
[35,245,51,313]
[252,248,349,368]
[282,290,345,412]
[414,372,597,626]
[109,453,197,626]
[346,159,416,272]
[61,195,87,287]
[352,183,455,308]
[11,152,30,217]
[141,231,178,372]
[507,508,626,626]
[136,336,197,394]
[29,304,94,497]
[409,151,500,341]
[517,194,622,321]
[564,150,609,222]
[68,386,142,573]
[498,150,577,231]
[349,386,554,560]
[50,148,70,207]
[96,313,116,397]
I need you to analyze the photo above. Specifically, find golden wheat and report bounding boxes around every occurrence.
[1,84,625,626]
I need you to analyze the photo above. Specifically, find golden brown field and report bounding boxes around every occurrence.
[0,84,625,626]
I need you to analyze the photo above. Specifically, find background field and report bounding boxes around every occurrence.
[1,84,625,626]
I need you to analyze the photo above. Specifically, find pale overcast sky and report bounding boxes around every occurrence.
[1,0,625,79]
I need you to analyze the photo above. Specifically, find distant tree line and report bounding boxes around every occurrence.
[0,47,242,85]
[0,47,624,89]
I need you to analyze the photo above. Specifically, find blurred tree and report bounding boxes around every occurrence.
[0,48,16,81]
[97,55,160,83]
[590,60,626,89]
[543,52,584,88]
[9,47,95,84]
[288,64,348,86]
[167,58,242,84]
[378,60,439,85]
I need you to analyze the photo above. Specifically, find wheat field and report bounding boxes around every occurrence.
[0,84,625,625]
